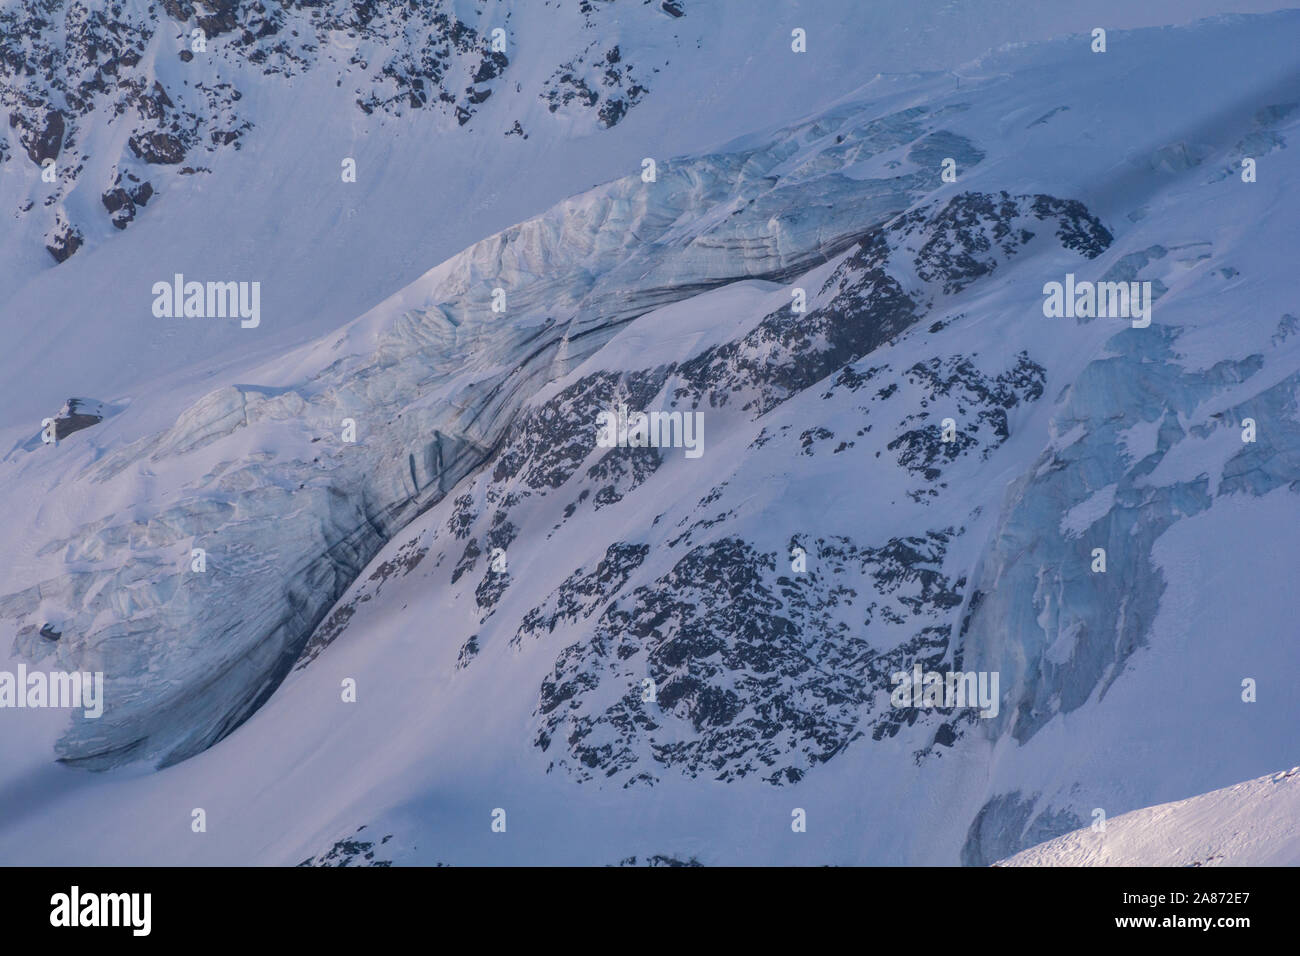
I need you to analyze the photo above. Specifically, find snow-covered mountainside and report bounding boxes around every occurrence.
[0,7,1297,865]
[1000,768,1300,866]
[1,0,1286,429]
[0,0,675,264]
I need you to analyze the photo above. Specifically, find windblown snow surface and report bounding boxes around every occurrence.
[0,4,1297,866]
[1000,768,1300,866]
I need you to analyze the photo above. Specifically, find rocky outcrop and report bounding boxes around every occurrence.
[0,0,699,263]
[0,92,1016,770]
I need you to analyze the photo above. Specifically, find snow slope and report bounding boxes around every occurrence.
[1,0,1293,429]
[0,8,1297,866]
[1000,768,1300,866]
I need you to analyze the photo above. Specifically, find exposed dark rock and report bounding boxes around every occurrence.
[535,528,968,787]
[297,826,398,867]
[128,130,186,164]
[45,217,83,262]
[614,853,703,866]
[23,108,64,164]
[101,179,153,229]
[52,398,104,439]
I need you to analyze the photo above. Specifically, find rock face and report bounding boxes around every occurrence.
[0,0,699,262]
[23,108,64,164]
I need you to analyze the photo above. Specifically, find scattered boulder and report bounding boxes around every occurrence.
[52,397,107,440]
[101,178,153,229]
[44,217,82,263]
[128,130,186,165]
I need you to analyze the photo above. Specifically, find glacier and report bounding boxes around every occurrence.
[0,9,1297,865]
